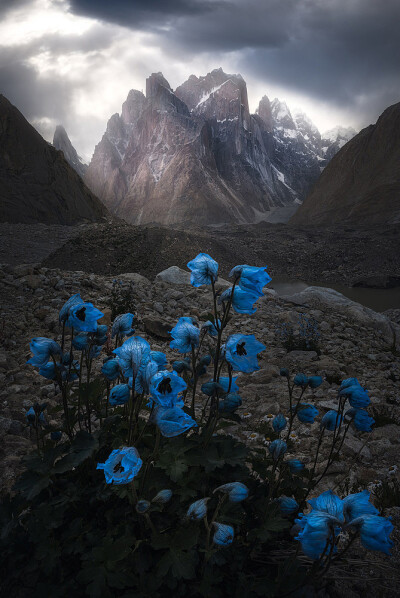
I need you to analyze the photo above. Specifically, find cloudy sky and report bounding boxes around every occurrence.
[1,0,399,162]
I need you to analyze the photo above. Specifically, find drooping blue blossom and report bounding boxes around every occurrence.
[170,317,200,353]
[101,358,121,381]
[38,362,58,381]
[25,407,36,424]
[72,333,90,351]
[201,381,224,396]
[215,482,249,503]
[38,360,78,383]
[308,490,344,521]
[152,489,173,504]
[66,303,104,332]
[187,253,218,286]
[342,490,379,522]
[149,370,187,408]
[111,313,135,339]
[225,334,265,373]
[339,379,370,409]
[357,515,394,554]
[135,360,158,395]
[109,384,130,406]
[272,413,287,433]
[150,351,168,371]
[27,337,62,367]
[201,320,220,336]
[95,325,108,343]
[213,522,234,546]
[186,498,210,520]
[219,287,260,315]
[287,459,305,473]
[89,345,102,359]
[113,336,151,379]
[295,511,340,559]
[155,406,197,438]
[268,439,287,460]
[136,499,151,514]
[229,265,271,297]
[278,496,299,516]
[219,392,242,412]
[172,358,192,374]
[59,293,83,323]
[96,447,142,485]
[293,373,308,387]
[296,403,319,424]
[347,408,375,432]
[280,368,289,377]
[308,376,323,389]
[218,376,239,393]
[321,410,343,431]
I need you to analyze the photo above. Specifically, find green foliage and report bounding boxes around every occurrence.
[108,279,137,320]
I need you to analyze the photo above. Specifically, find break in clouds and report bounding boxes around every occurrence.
[1,0,399,160]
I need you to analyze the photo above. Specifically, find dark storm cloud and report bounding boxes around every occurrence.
[68,0,400,125]
[68,0,221,29]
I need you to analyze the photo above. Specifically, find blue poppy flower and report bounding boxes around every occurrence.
[225,334,265,373]
[113,336,151,379]
[340,377,360,390]
[272,413,287,433]
[72,333,90,351]
[27,337,62,368]
[101,358,121,381]
[136,500,151,514]
[295,511,339,559]
[51,431,62,441]
[112,313,135,339]
[187,497,210,520]
[308,490,344,521]
[89,345,102,359]
[308,376,323,389]
[219,287,260,315]
[342,490,379,522]
[150,351,168,370]
[218,376,239,393]
[136,360,159,394]
[213,522,234,546]
[287,459,305,473]
[25,407,36,424]
[109,384,130,406]
[268,439,287,460]
[296,403,319,424]
[347,408,375,432]
[278,496,299,515]
[59,293,83,323]
[321,410,343,431]
[38,361,58,380]
[293,373,308,387]
[172,358,192,374]
[339,381,370,409]
[155,406,197,438]
[97,447,143,485]
[358,515,394,554]
[280,368,290,377]
[170,317,200,353]
[66,303,104,332]
[229,265,271,297]
[152,489,173,504]
[201,381,224,396]
[149,370,187,408]
[219,392,242,412]
[187,253,218,286]
[201,320,220,336]
[94,325,108,346]
[214,482,249,503]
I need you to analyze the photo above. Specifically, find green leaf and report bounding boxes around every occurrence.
[13,471,51,500]
[52,431,98,474]
[157,547,198,580]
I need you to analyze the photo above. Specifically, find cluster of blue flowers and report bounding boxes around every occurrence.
[295,490,393,558]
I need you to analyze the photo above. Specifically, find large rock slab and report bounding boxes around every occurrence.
[281,286,400,349]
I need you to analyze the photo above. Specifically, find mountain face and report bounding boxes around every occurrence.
[291,102,400,226]
[321,126,357,161]
[53,125,87,179]
[85,68,354,226]
[0,95,108,225]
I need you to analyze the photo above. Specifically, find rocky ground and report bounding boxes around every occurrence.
[1,221,400,287]
[0,222,399,596]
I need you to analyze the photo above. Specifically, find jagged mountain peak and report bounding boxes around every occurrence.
[53,124,87,178]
